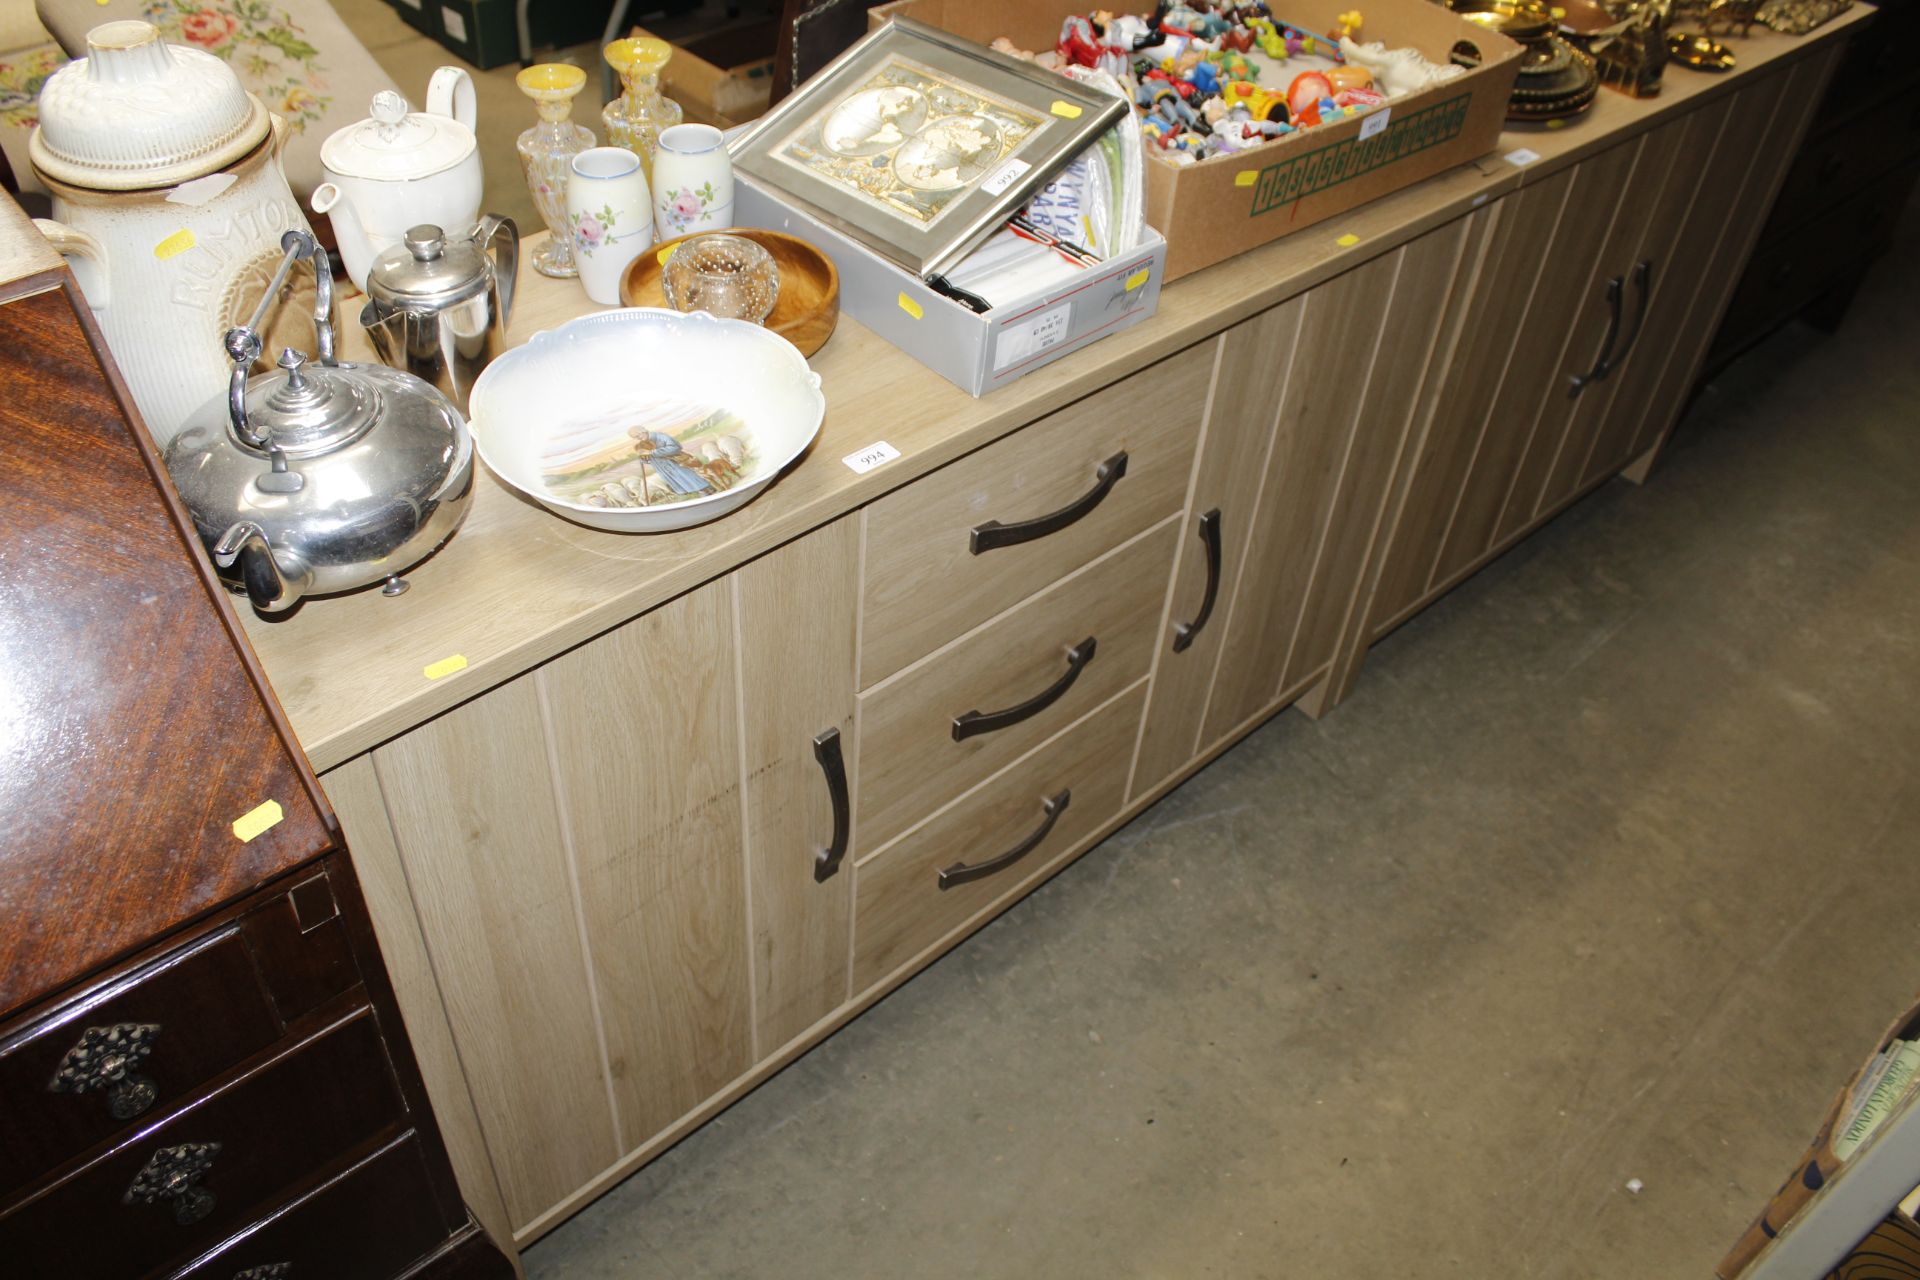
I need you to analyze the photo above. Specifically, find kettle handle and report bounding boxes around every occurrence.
[474,214,518,328]
[425,66,477,131]
[32,218,110,311]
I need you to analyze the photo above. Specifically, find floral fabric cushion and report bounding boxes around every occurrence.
[35,0,395,196]
[0,42,64,196]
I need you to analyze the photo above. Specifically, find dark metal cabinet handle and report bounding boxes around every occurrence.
[970,452,1128,555]
[234,1266,292,1280]
[952,637,1096,742]
[125,1141,220,1225]
[938,790,1071,890]
[812,727,850,883]
[49,1021,161,1121]
[1600,259,1652,380]
[1172,508,1223,653]
[1570,274,1624,397]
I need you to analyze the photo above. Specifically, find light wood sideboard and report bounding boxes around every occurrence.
[225,17,1860,1256]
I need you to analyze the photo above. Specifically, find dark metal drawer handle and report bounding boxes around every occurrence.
[234,1266,292,1280]
[969,451,1129,555]
[49,1021,161,1121]
[1172,508,1223,653]
[126,1141,220,1225]
[938,790,1071,890]
[812,727,850,883]
[952,637,1096,742]
[1570,274,1624,397]
[1597,259,1652,381]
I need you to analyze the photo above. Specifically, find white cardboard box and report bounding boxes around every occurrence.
[734,172,1168,397]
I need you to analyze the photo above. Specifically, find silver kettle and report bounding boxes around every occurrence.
[164,230,474,614]
[359,215,517,414]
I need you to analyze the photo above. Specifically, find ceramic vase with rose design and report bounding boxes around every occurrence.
[651,123,733,241]
[566,146,653,305]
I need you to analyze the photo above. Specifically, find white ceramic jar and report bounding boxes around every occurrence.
[312,69,483,291]
[650,124,733,240]
[566,146,652,306]
[29,20,314,444]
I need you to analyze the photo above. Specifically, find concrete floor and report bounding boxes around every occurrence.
[503,212,1917,1277]
[327,9,1920,1273]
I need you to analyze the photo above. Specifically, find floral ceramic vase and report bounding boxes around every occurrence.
[566,146,652,305]
[651,124,733,241]
[515,63,595,279]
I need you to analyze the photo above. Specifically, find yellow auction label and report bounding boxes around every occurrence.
[153,229,196,260]
[1125,267,1150,291]
[1336,233,1360,247]
[658,244,678,266]
[1050,101,1083,119]
[1234,170,1258,187]
[897,293,924,320]
[424,653,469,680]
[232,799,284,843]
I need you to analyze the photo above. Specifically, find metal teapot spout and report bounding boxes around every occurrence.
[212,520,310,613]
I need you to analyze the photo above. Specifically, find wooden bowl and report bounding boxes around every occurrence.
[620,229,839,358]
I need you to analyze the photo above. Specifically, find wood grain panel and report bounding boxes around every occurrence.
[1569,95,1742,489]
[1360,180,1570,636]
[735,518,857,1056]
[1131,312,1297,800]
[858,520,1178,855]
[322,757,517,1255]
[1521,117,1691,523]
[373,681,615,1227]
[0,281,334,1017]
[860,354,1205,685]
[1284,215,1475,691]
[1626,52,1839,467]
[1428,140,1640,584]
[853,682,1147,993]
[540,583,753,1152]
[1199,250,1399,746]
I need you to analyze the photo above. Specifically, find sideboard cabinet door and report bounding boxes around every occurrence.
[735,516,858,1056]
[538,579,754,1155]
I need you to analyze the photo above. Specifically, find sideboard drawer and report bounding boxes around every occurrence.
[0,872,357,1191]
[860,351,1206,686]
[0,1002,404,1279]
[169,1133,447,1280]
[853,682,1147,993]
[856,520,1176,855]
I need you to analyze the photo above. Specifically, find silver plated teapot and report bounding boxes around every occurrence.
[165,230,474,613]
[360,216,517,414]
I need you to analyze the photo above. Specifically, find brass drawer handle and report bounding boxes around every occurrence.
[234,1266,292,1279]
[952,637,1096,742]
[125,1141,221,1225]
[969,451,1129,555]
[938,790,1071,890]
[812,726,851,883]
[49,1021,161,1121]
[1172,508,1223,653]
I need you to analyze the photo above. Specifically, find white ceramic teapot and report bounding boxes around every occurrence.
[28,20,315,445]
[312,69,483,291]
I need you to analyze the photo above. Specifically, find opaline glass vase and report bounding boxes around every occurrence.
[602,37,682,180]
[515,63,596,279]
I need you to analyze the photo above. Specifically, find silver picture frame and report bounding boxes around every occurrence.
[726,17,1126,280]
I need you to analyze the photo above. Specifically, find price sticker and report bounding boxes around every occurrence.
[1504,148,1541,167]
[843,441,901,474]
[981,158,1032,197]
[1358,107,1391,142]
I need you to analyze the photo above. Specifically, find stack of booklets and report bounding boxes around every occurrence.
[1836,1038,1920,1161]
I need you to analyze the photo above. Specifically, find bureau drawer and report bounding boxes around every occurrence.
[853,682,1147,993]
[0,1002,404,1280]
[860,351,1207,685]
[1764,95,1920,242]
[169,1133,447,1279]
[0,870,358,1191]
[857,520,1176,855]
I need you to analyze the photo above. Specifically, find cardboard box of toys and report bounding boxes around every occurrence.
[629,21,777,128]
[872,0,1523,279]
